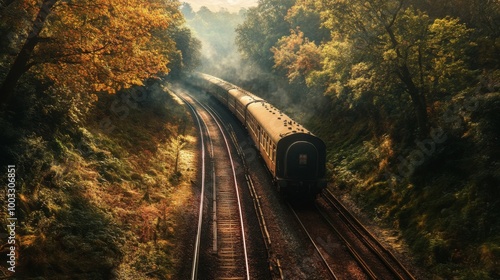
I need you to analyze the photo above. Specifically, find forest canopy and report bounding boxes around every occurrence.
[180,2,246,77]
[235,0,500,278]
[0,0,200,104]
[236,0,499,137]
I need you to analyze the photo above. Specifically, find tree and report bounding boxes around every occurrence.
[235,0,295,70]
[272,29,321,83]
[184,6,245,77]
[412,0,500,36]
[314,0,433,136]
[274,0,475,137]
[0,0,58,103]
[284,0,329,44]
[0,0,181,104]
[167,26,201,77]
[180,2,195,20]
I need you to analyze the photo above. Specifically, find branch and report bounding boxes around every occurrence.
[387,0,405,28]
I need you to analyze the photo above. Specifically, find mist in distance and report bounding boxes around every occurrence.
[180,2,322,125]
[182,0,257,13]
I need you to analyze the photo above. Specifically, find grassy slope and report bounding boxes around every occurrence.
[309,91,500,279]
[0,81,196,278]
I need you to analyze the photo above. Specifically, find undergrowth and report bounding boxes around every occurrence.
[0,80,196,279]
[310,85,500,278]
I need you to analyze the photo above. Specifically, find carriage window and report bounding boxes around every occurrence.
[299,154,308,165]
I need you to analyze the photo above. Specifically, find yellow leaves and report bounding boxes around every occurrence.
[93,83,105,93]
[31,0,177,96]
[383,49,397,61]
[130,79,144,87]
[272,28,322,82]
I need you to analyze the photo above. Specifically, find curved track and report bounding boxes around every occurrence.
[176,80,415,279]
[176,91,250,280]
[204,103,285,280]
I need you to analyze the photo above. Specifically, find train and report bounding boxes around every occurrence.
[188,73,327,199]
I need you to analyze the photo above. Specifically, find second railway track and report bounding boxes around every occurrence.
[290,193,416,279]
[317,189,416,280]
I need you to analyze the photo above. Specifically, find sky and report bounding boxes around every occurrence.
[182,0,258,13]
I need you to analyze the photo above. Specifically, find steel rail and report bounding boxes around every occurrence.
[314,204,378,280]
[321,189,416,280]
[188,92,251,280]
[288,204,339,280]
[205,102,284,279]
[174,92,207,280]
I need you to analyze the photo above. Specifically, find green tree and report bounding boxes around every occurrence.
[284,0,329,44]
[180,2,195,20]
[412,0,500,36]
[275,0,475,137]
[167,26,201,78]
[235,0,295,70]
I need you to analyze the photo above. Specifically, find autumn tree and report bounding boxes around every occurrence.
[0,0,58,103]
[272,29,322,83]
[0,0,182,105]
[273,0,475,137]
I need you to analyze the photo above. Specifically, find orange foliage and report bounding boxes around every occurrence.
[24,0,182,94]
[272,28,322,82]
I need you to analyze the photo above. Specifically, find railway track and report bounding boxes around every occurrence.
[318,189,416,280]
[177,81,414,279]
[288,189,416,279]
[176,91,250,280]
[288,204,339,280]
[290,203,371,279]
[203,103,284,279]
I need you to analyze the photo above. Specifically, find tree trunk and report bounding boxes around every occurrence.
[398,64,430,138]
[385,24,430,138]
[0,0,58,105]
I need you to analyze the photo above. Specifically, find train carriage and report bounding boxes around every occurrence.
[246,101,327,196]
[188,73,327,199]
[227,89,263,124]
